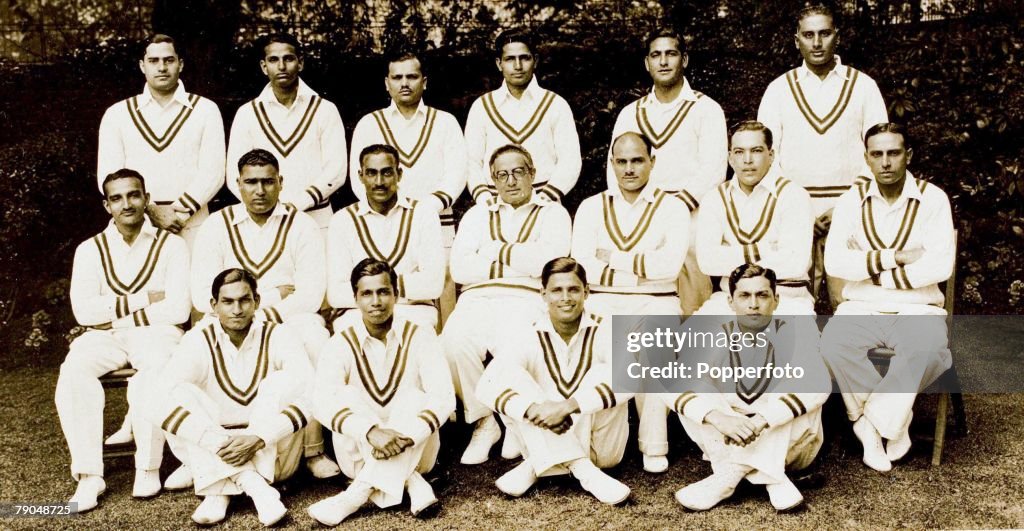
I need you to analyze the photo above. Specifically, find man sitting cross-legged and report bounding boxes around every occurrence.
[475,257,633,505]
[307,259,454,526]
[667,264,829,512]
[143,268,314,526]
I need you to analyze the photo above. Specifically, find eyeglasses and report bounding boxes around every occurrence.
[493,167,531,183]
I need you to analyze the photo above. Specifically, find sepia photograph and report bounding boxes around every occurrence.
[1,0,1022,528]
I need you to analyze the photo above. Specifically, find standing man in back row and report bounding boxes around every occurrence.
[98,34,225,249]
[607,27,727,315]
[464,29,582,205]
[757,4,887,308]
[227,32,347,234]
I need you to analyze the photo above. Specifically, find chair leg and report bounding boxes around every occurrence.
[931,393,949,466]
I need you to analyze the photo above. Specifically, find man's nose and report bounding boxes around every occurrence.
[813,34,823,48]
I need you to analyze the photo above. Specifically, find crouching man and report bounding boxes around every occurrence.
[475,257,633,505]
[667,264,829,512]
[307,258,455,526]
[145,268,313,526]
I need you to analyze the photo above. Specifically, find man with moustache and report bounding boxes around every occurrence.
[757,4,888,308]
[347,51,466,323]
[444,144,572,465]
[572,131,690,473]
[97,34,225,248]
[464,29,581,205]
[58,169,191,511]
[327,144,444,330]
[227,32,346,233]
[607,27,727,315]
[695,121,815,315]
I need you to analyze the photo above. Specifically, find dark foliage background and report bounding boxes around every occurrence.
[1,0,1021,358]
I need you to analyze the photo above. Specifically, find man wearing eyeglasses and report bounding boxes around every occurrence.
[443,144,571,465]
[572,131,690,474]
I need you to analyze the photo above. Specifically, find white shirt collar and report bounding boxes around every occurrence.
[354,195,416,217]
[862,171,923,204]
[385,99,427,120]
[137,81,192,109]
[485,191,548,212]
[257,78,318,105]
[349,316,408,350]
[534,311,603,337]
[211,319,265,352]
[495,76,543,104]
[103,219,161,244]
[605,181,662,204]
[796,55,849,81]
[640,77,699,108]
[230,202,291,226]
[727,169,786,198]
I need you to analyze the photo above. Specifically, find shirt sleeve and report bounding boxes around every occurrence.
[751,321,829,427]
[537,97,581,201]
[257,215,326,323]
[326,210,357,309]
[570,197,639,288]
[432,112,469,212]
[96,104,125,193]
[70,242,126,326]
[756,81,784,160]
[607,197,690,282]
[498,205,572,278]
[878,188,955,290]
[175,100,226,218]
[463,98,494,204]
[144,333,220,446]
[572,325,633,414]
[250,325,316,445]
[824,193,877,282]
[404,329,456,444]
[312,336,379,444]
[398,207,445,301]
[225,103,254,202]
[450,206,497,285]
[680,100,727,209]
[290,101,347,212]
[757,186,814,280]
[348,115,373,203]
[860,77,889,138]
[695,188,746,277]
[111,236,191,328]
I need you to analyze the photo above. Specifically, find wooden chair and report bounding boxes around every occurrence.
[867,232,966,466]
[99,367,137,459]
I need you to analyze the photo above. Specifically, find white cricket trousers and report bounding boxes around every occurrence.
[55,326,181,479]
[442,288,544,423]
[820,304,951,440]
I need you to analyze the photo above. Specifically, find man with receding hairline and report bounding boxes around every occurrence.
[97,34,225,248]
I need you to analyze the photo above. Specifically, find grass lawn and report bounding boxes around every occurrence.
[1,365,1022,530]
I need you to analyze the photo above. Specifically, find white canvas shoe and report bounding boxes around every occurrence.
[854,416,892,472]
[460,415,501,465]
[495,461,538,497]
[132,468,161,498]
[766,477,804,511]
[407,473,439,517]
[191,495,229,525]
[642,454,669,474]
[674,466,748,511]
[163,465,193,490]
[570,460,630,505]
[70,475,106,513]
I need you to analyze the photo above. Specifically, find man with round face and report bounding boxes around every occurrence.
[227,32,346,232]
[58,169,191,511]
[444,144,572,465]
[464,29,581,205]
[142,268,315,526]
[327,144,444,331]
[572,131,690,473]
[820,123,955,472]
[192,148,338,479]
[694,121,815,316]
[667,264,829,513]
[475,257,633,505]
[308,259,454,526]
[606,27,725,315]
[757,4,888,309]
[97,34,225,248]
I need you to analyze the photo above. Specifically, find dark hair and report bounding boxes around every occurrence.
[728,263,777,295]
[541,257,588,288]
[645,27,686,54]
[261,32,302,56]
[494,29,535,58]
[102,168,147,197]
[489,144,535,171]
[864,122,910,150]
[237,148,280,173]
[359,144,401,169]
[142,34,178,58]
[211,268,259,300]
[350,258,398,294]
[729,120,774,150]
[795,4,837,31]
[387,50,426,75]
[611,131,655,157]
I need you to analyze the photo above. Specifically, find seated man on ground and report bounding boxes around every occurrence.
[144,268,314,526]
[476,257,633,505]
[307,259,454,526]
[668,264,829,512]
